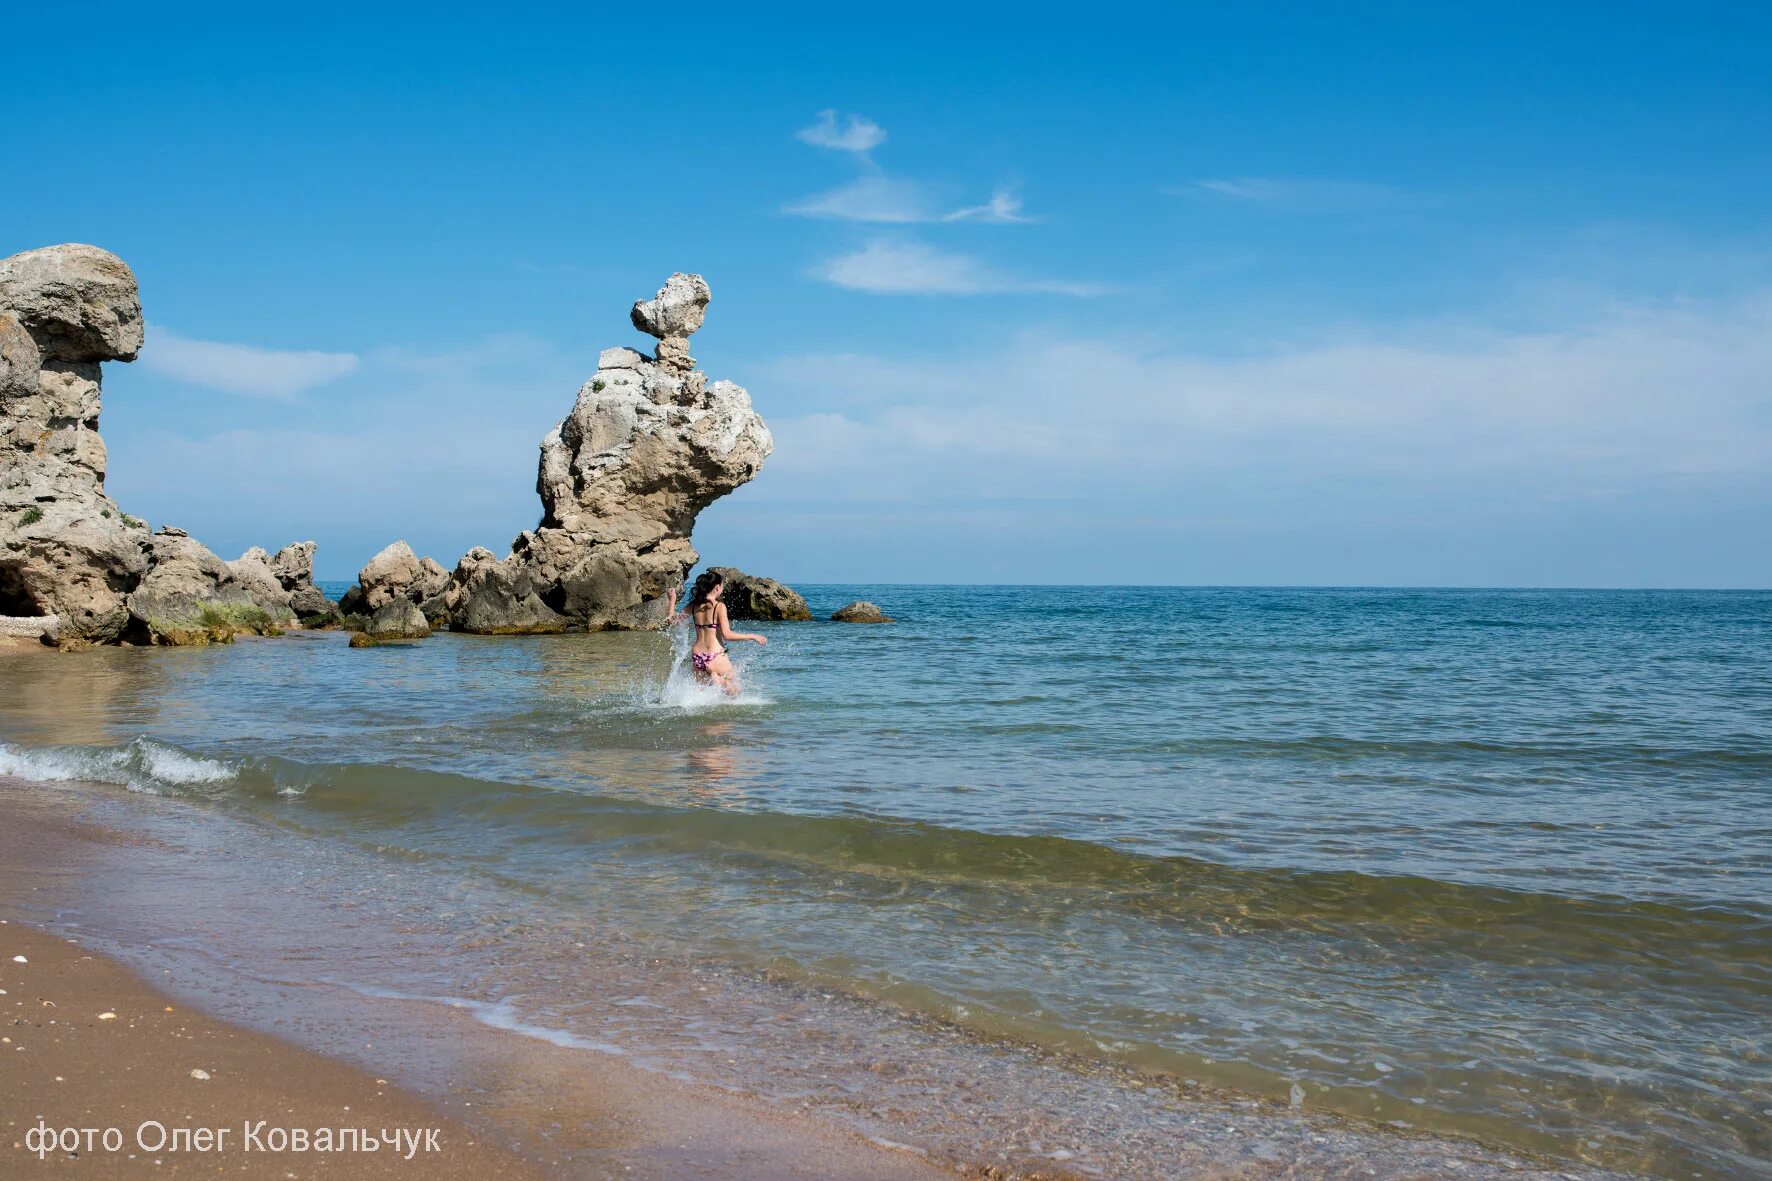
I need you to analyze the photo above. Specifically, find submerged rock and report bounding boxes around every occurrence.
[710,567,812,621]
[831,600,893,624]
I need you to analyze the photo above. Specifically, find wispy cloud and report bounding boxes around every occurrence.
[816,239,1108,296]
[784,175,939,223]
[943,188,1038,224]
[786,111,1040,225]
[795,109,886,153]
[141,327,359,399]
[1182,177,1426,211]
[758,294,1772,500]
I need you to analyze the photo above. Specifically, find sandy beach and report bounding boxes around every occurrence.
[0,787,957,1181]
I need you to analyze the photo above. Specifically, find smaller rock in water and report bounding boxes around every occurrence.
[831,600,893,624]
[365,599,430,640]
[709,567,812,621]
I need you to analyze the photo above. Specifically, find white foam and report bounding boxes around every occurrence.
[0,738,236,795]
[340,982,628,1056]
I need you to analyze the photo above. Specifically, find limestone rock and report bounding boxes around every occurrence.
[630,273,709,342]
[1,244,328,647]
[0,244,144,363]
[710,567,811,621]
[270,541,338,621]
[831,600,893,623]
[366,599,430,640]
[123,530,292,644]
[447,274,769,634]
[448,551,567,635]
[339,541,453,621]
[0,312,40,402]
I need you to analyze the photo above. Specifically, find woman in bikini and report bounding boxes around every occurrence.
[667,571,767,695]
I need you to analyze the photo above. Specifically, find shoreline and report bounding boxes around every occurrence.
[0,770,1640,1181]
[0,780,957,1180]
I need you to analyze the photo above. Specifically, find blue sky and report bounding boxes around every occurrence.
[8,3,1770,585]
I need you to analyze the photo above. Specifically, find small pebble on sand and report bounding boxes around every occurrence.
[98,1011,117,1020]
[10,955,25,963]
[189,1068,211,1080]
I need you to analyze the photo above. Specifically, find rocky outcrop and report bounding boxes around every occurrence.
[337,540,449,622]
[363,273,771,634]
[0,243,336,647]
[122,529,297,645]
[269,541,338,621]
[0,248,151,641]
[710,567,812,621]
[831,600,893,624]
[439,546,565,634]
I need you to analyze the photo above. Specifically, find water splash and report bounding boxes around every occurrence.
[653,619,772,711]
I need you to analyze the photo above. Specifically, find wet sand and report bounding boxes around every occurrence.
[0,790,955,1180]
[0,921,543,1178]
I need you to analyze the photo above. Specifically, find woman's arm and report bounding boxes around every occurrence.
[717,603,768,645]
[665,583,684,624]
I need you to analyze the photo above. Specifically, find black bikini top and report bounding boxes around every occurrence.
[694,608,719,630]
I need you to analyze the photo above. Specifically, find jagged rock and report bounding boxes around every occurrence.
[0,244,144,363]
[339,540,451,620]
[831,600,893,623]
[630,273,709,374]
[449,552,567,634]
[2,244,335,647]
[710,567,811,621]
[123,529,293,644]
[0,247,151,640]
[366,599,430,639]
[227,546,291,611]
[269,540,338,621]
[0,312,39,401]
[445,274,769,634]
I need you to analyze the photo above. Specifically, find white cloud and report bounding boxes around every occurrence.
[943,188,1038,224]
[757,294,1772,501]
[142,326,358,399]
[785,175,939,223]
[795,109,886,153]
[1185,177,1424,210]
[816,239,1109,296]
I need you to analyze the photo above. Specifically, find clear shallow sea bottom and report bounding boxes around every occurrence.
[1,585,1767,1178]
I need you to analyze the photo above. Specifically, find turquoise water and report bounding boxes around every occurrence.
[2,586,1768,1177]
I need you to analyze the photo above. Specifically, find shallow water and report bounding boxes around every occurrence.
[2,585,1768,1178]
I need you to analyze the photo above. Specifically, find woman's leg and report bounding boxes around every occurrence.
[707,652,740,696]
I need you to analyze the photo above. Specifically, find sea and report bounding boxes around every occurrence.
[1,585,1767,1178]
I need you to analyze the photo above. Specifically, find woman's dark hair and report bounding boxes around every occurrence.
[685,570,724,616]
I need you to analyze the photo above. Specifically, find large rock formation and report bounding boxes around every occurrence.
[351,273,772,634]
[0,243,334,646]
[0,247,150,641]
